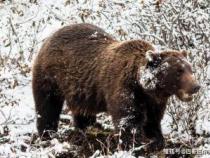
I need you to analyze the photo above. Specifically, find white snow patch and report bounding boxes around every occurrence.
[145,50,154,62]
[91,31,98,38]
[97,151,136,158]
[139,66,158,89]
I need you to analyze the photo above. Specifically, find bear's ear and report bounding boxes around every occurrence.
[146,50,163,68]
[145,50,158,62]
[181,50,188,57]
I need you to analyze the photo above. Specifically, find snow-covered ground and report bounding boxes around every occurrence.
[0,0,210,157]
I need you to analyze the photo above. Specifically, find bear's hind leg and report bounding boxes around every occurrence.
[33,77,64,139]
[73,114,96,129]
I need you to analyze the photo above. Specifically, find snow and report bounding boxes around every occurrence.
[0,84,36,157]
[138,65,159,90]
[96,113,114,130]
[91,31,98,38]
[145,50,154,62]
[93,151,136,158]
[207,66,210,79]
[0,0,210,157]
[119,115,135,128]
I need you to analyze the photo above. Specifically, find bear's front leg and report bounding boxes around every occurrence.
[108,91,146,150]
[143,120,165,152]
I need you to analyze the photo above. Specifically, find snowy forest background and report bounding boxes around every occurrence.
[0,0,210,157]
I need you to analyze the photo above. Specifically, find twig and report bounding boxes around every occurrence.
[136,32,167,46]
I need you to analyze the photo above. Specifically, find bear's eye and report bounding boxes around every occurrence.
[177,68,184,75]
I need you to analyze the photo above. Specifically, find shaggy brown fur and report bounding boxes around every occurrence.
[32,23,200,152]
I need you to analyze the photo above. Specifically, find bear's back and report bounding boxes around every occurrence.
[54,23,113,41]
[46,23,115,55]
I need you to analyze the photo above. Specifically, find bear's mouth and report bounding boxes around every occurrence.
[176,90,193,102]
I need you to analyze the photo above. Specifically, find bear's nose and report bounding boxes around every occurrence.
[192,84,201,94]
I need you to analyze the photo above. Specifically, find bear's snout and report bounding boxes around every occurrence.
[176,72,200,102]
[190,84,200,94]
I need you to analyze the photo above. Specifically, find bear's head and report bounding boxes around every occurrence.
[140,50,200,102]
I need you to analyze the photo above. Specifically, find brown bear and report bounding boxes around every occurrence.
[32,23,200,152]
